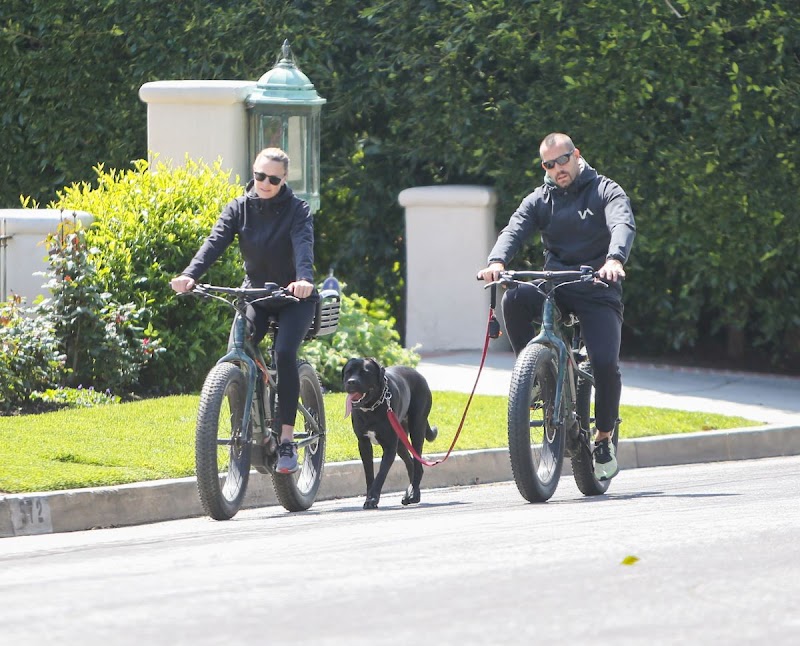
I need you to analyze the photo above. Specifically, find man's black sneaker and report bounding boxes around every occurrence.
[276,441,299,474]
[593,438,619,481]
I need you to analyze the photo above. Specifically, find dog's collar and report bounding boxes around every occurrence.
[356,376,392,412]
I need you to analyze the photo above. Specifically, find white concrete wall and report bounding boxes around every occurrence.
[401,185,505,352]
[0,210,94,305]
[138,80,257,183]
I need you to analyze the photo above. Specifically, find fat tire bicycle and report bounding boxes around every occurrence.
[189,283,340,520]
[485,266,620,503]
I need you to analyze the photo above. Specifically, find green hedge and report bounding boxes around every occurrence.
[3,0,799,369]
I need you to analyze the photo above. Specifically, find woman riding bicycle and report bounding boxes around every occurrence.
[170,147,315,475]
[478,132,635,481]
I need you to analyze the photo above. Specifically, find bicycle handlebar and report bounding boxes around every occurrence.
[189,283,306,310]
[503,265,597,282]
[479,265,608,289]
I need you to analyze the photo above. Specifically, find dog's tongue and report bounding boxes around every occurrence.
[344,392,362,418]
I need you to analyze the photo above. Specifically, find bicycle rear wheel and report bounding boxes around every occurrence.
[195,362,251,520]
[571,361,619,496]
[507,343,565,502]
[272,361,327,512]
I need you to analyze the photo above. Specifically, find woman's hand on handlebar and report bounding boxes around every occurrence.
[287,279,314,299]
[477,262,505,283]
[596,258,626,283]
[170,275,196,293]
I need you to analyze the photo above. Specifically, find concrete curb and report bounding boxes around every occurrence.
[2,423,798,538]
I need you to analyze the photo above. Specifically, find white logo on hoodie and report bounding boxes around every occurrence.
[578,208,594,220]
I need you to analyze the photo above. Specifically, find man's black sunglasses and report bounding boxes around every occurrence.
[541,149,575,170]
[253,171,283,185]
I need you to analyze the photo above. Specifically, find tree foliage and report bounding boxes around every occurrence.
[2,0,798,369]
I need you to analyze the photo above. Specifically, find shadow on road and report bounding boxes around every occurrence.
[551,490,742,504]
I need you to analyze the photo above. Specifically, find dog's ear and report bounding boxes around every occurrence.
[342,358,357,380]
[367,357,385,382]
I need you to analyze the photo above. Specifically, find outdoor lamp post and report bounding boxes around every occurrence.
[246,40,326,212]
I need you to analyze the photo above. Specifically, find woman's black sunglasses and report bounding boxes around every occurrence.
[253,171,283,186]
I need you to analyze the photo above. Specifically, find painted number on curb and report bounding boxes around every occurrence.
[10,497,53,536]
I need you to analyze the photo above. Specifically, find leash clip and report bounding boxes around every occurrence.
[488,310,501,339]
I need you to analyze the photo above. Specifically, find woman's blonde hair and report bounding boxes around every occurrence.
[255,147,290,173]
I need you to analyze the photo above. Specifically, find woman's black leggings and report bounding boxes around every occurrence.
[235,298,316,428]
[501,282,624,433]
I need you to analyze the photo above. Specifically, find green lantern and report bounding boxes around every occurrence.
[247,40,327,212]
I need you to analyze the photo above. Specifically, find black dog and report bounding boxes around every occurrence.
[343,358,438,509]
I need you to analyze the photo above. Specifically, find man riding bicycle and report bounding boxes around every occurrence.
[478,132,636,481]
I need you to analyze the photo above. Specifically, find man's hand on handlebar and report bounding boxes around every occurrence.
[287,279,314,299]
[170,275,196,293]
[596,258,626,283]
[477,262,505,283]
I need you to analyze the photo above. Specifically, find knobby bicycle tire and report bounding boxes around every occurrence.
[195,362,251,520]
[271,361,327,512]
[507,343,565,502]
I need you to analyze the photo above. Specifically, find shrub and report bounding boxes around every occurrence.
[51,158,244,392]
[0,294,65,412]
[34,215,164,392]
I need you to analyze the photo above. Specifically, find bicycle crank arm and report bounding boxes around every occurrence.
[293,432,324,449]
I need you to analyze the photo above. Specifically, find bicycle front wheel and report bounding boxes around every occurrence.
[507,343,565,502]
[195,362,252,520]
[272,361,327,512]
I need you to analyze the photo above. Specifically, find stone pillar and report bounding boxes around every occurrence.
[400,185,502,352]
[138,80,257,183]
[0,210,93,305]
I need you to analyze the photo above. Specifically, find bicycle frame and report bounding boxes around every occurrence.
[195,286,325,457]
[224,297,324,450]
[493,266,598,435]
[528,292,593,434]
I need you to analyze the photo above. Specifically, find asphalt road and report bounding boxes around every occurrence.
[1,455,799,645]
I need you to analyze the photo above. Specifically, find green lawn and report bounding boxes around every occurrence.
[0,392,760,493]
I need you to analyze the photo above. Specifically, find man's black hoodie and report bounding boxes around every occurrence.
[489,159,635,271]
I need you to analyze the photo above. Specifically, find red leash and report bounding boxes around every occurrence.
[386,308,496,466]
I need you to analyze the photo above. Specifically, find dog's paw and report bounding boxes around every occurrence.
[401,485,421,506]
[363,496,380,510]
